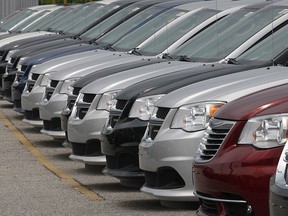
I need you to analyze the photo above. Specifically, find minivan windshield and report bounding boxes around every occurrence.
[38,4,87,32]
[80,3,143,41]
[96,4,171,46]
[169,5,288,62]
[22,7,69,32]
[0,9,34,31]
[111,8,188,51]
[138,8,219,56]
[9,10,50,32]
[236,22,288,64]
[54,3,106,34]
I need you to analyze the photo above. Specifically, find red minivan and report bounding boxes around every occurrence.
[193,83,288,216]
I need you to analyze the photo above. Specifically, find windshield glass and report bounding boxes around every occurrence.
[10,10,50,32]
[22,7,69,32]
[112,8,188,52]
[42,4,87,32]
[138,8,219,56]
[96,4,169,46]
[236,22,288,64]
[62,3,117,35]
[80,3,143,40]
[169,5,288,62]
[0,9,34,31]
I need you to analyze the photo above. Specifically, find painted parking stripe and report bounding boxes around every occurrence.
[0,112,103,201]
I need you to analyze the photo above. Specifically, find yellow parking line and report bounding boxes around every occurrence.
[0,112,103,201]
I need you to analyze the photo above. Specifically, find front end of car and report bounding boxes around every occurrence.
[68,90,120,165]
[39,77,78,140]
[101,94,165,186]
[193,113,286,216]
[21,71,52,127]
[139,102,225,201]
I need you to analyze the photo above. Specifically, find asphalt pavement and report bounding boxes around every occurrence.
[0,99,198,216]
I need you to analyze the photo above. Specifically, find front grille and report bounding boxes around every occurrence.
[145,107,170,141]
[68,98,76,110]
[109,115,120,128]
[144,167,185,189]
[71,140,102,156]
[43,118,62,131]
[27,83,34,92]
[196,118,235,162]
[148,125,161,140]
[83,93,95,103]
[156,107,170,119]
[24,108,40,120]
[45,91,53,101]
[198,192,252,216]
[50,80,59,88]
[31,73,39,81]
[21,65,28,72]
[72,87,81,95]
[77,108,88,120]
[74,93,96,119]
[44,80,59,101]
[116,99,127,110]
[10,57,16,64]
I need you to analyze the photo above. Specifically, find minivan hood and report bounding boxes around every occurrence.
[213,77,288,120]
[48,55,164,81]
[79,61,201,94]
[155,66,288,110]
[115,63,268,101]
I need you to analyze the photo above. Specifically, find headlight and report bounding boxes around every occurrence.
[97,90,121,111]
[238,114,288,149]
[129,94,165,121]
[171,102,226,132]
[59,78,79,94]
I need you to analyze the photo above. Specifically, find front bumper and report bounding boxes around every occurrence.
[22,84,46,112]
[100,119,147,180]
[39,93,67,139]
[193,145,282,216]
[139,128,203,202]
[69,154,106,165]
[67,109,108,166]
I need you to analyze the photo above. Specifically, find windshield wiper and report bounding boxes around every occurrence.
[89,39,98,45]
[130,48,142,56]
[162,53,173,60]
[73,35,82,40]
[178,55,191,62]
[226,58,240,65]
[105,44,116,51]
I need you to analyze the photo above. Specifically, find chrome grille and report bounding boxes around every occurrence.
[50,80,59,88]
[21,65,28,72]
[44,80,59,101]
[83,93,95,103]
[115,99,127,110]
[146,107,170,141]
[106,99,127,129]
[196,118,235,162]
[25,73,39,92]
[75,93,96,120]
[31,73,39,81]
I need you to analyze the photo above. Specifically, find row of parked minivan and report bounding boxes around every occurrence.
[0,0,288,215]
